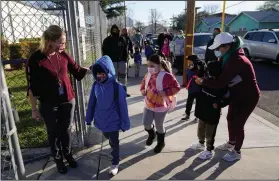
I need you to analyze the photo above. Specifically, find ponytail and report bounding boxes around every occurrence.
[160,59,171,73]
[149,54,171,73]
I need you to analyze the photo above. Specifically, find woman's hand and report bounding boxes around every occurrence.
[195,77,203,85]
[32,110,41,121]
[85,67,92,75]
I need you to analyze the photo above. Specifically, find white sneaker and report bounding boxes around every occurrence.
[198,150,213,160]
[190,143,205,150]
[216,142,235,151]
[222,150,241,162]
[109,165,119,176]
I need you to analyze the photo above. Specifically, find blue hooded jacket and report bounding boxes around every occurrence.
[187,69,201,93]
[85,56,130,132]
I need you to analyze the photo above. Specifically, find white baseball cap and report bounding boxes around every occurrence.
[209,32,234,50]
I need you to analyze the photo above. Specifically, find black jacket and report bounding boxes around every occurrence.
[102,25,129,62]
[122,34,133,59]
[205,38,218,64]
[195,77,229,125]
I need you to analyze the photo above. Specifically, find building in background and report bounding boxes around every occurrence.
[141,23,167,35]
[227,11,279,33]
[195,13,236,33]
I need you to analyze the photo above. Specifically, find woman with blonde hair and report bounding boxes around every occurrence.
[26,25,90,174]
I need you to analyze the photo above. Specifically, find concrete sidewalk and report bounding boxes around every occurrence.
[25,74,279,180]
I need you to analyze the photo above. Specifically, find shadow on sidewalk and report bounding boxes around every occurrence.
[168,149,238,180]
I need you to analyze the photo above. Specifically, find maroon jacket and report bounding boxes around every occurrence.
[202,48,260,104]
[26,50,87,104]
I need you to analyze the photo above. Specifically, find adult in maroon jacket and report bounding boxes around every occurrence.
[26,25,90,174]
[196,32,260,162]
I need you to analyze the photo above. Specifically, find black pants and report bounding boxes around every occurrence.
[103,131,120,165]
[39,99,75,160]
[176,55,184,74]
[185,92,199,116]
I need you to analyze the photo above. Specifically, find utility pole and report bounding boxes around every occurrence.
[124,1,126,29]
[183,0,196,86]
[221,0,226,31]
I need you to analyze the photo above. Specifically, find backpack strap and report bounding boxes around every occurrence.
[145,73,151,92]
[156,71,167,91]
[92,81,97,115]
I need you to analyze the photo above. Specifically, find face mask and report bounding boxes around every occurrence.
[148,67,157,74]
[96,73,107,83]
[214,50,222,58]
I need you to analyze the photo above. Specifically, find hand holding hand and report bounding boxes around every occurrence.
[141,90,147,96]
[213,103,218,109]
[32,110,41,121]
[195,78,203,85]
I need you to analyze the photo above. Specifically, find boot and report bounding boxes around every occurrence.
[124,86,131,98]
[54,158,67,174]
[145,125,156,146]
[64,153,77,168]
[154,132,166,154]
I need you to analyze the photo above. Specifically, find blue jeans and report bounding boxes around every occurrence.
[103,131,119,165]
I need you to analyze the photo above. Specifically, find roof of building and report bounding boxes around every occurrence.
[243,11,279,23]
[200,16,236,27]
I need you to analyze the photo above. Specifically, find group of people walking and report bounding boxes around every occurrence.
[26,24,260,176]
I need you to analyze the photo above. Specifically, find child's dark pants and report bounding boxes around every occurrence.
[197,120,218,151]
[103,131,120,165]
[185,92,199,115]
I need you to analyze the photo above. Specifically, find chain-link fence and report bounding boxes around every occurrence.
[1,0,108,179]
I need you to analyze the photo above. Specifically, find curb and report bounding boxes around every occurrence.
[251,112,279,132]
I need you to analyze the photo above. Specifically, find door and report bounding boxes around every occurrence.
[261,32,278,60]
[250,32,264,58]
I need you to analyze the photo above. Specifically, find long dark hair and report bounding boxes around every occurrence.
[149,54,171,73]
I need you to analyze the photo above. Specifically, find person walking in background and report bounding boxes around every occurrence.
[140,54,180,154]
[85,56,130,176]
[133,47,142,78]
[204,28,221,64]
[196,32,260,162]
[161,38,171,63]
[190,61,230,160]
[157,28,173,52]
[172,30,185,76]
[181,55,201,122]
[121,28,133,70]
[133,30,144,53]
[26,25,91,174]
[145,40,154,61]
[102,24,131,97]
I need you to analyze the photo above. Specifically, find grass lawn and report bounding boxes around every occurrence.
[4,68,48,148]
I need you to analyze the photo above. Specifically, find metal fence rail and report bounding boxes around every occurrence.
[1,0,108,179]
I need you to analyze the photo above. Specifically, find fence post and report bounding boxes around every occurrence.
[0,61,26,180]
[67,0,87,144]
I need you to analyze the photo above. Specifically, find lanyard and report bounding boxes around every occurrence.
[47,53,61,83]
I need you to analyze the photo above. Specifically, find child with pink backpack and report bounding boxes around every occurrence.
[140,54,180,153]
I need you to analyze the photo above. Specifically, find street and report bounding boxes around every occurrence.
[252,60,279,126]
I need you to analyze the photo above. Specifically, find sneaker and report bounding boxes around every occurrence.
[190,143,205,150]
[222,150,241,162]
[198,150,213,160]
[181,115,190,121]
[216,142,235,151]
[126,94,131,98]
[109,165,119,176]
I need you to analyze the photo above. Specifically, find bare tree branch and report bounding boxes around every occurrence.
[148,9,162,34]
[203,4,219,14]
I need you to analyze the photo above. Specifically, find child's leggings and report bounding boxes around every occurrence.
[103,131,119,165]
[142,108,168,133]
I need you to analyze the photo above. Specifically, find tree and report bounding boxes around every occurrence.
[134,21,145,32]
[203,4,219,14]
[100,0,126,19]
[149,9,162,34]
[257,1,279,11]
[171,12,186,31]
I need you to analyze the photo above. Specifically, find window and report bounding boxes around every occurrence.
[244,32,255,40]
[276,32,279,39]
[251,32,264,42]
[262,32,276,43]
[194,35,212,47]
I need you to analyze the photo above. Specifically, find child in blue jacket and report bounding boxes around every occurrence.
[145,40,154,60]
[133,47,142,78]
[85,56,130,176]
[182,55,202,121]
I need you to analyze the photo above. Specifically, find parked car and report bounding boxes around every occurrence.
[170,33,212,61]
[242,29,279,63]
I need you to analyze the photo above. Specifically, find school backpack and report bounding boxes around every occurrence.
[144,71,177,111]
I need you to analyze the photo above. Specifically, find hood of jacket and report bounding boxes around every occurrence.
[110,24,120,35]
[91,56,116,84]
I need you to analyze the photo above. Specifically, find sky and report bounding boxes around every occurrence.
[126,1,265,26]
